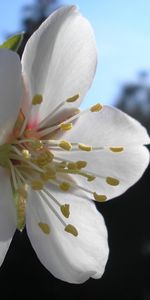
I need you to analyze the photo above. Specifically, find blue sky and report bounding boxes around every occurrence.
[0,0,150,108]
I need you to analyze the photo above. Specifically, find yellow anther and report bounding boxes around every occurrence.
[67,162,77,170]
[60,123,73,131]
[65,224,78,237]
[90,103,103,112]
[59,140,72,151]
[31,140,43,150]
[76,160,87,169]
[22,149,31,159]
[66,94,80,103]
[44,149,54,162]
[87,175,96,182]
[38,222,50,234]
[32,94,43,105]
[78,143,92,152]
[60,204,70,218]
[59,182,71,191]
[106,176,120,186]
[110,147,124,153]
[31,180,44,190]
[93,192,107,202]
[36,150,54,167]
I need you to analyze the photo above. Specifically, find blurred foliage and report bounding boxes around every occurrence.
[116,71,150,133]
[17,0,61,57]
[0,33,24,51]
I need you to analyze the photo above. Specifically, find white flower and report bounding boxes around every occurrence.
[0,5,149,284]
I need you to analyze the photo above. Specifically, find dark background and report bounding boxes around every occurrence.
[0,1,150,299]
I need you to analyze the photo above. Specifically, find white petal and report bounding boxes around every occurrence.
[0,49,22,144]
[0,168,16,266]
[22,6,97,125]
[57,105,150,146]
[26,188,108,283]
[55,146,149,200]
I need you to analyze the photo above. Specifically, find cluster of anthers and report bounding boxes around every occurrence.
[0,94,121,237]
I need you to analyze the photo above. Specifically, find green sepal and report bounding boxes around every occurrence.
[0,33,24,52]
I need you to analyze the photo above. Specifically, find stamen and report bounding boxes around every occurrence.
[37,94,79,129]
[1,96,117,237]
[13,138,38,145]
[65,180,93,195]
[55,156,102,182]
[67,162,77,170]
[54,156,87,170]
[38,222,50,234]
[19,94,43,137]
[32,94,43,105]
[37,122,73,138]
[60,123,73,131]
[90,103,103,112]
[11,147,45,173]
[93,192,107,202]
[22,149,31,159]
[38,104,104,138]
[78,143,92,151]
[86,174,96,181]
[43,188,60,207]
[9,160,18,190]
[59,140,72,151]
[39,190,76,237]
[57,178,99,201]
[65,224,78,237]
[39,191,66,226]
[106,176,120,186]
[24,158,45,173]
[56,164,96,182]
[60,204,70,218]
[18,108,32,137]
[59,182,71,191]
[110,147,124,152]
[66,94,80,103]
[34,149,54,167]
[13,110,25,137]
[15,167,26,183]
[76,160,87,169]
[30,140,43,150]
[43,187,70,221]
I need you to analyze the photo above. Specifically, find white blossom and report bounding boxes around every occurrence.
[0,6,149,284]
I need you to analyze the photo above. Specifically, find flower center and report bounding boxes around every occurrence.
[0,94,121,236]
